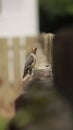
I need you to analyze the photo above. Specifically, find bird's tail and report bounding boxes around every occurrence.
[23,68,28,78]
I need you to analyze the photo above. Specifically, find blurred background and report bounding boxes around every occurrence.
[0,0,73,130]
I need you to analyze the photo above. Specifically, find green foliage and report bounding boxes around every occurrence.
[40,0,73,15]
[13,84,62,128]
[0,117,7,130]
[13,109,33,128]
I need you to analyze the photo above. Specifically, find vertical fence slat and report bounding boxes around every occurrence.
[0,38,9,106]
[13,38,20,85]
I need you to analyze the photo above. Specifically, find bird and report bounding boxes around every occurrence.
[23,47,37,78]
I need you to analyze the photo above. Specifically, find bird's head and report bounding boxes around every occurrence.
[32,47,37,54]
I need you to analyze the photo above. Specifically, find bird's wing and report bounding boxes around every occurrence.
[25,54,34,69]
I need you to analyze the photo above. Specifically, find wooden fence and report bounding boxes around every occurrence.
[0,33,54,106]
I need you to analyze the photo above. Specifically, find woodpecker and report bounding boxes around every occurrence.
[23,47,37,78]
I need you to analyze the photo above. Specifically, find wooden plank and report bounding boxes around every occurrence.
[0,38,9,106]
[13,38,20,85]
